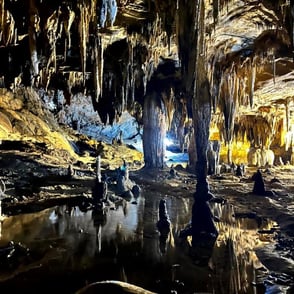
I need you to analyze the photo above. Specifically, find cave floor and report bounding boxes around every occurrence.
[0,148,293,293]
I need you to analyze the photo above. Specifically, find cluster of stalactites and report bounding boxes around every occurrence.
[207,48,269,150]
[42,0,117,101]
[207,0,242,29]
[218,64,238,145]
[121,13,172,110]
[232,114,283,149]
[0,0,17,47]
[208,55,256,110]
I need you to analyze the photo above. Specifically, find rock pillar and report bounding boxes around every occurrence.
[143,92,166,168]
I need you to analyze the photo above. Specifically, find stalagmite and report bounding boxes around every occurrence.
[190,0,219,256]
[143,92,166,168]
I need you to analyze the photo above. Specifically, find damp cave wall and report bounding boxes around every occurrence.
[0,0,293,166]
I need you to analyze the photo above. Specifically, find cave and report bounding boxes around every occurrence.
[0,0,293,293]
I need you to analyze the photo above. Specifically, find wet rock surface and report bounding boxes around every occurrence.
[0,144,293,293]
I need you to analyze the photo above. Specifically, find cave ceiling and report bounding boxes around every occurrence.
[0,0,293,146]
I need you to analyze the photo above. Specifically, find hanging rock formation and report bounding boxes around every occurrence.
[0,0,293,165]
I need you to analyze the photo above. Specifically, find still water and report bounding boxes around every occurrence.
[0,193,284,293]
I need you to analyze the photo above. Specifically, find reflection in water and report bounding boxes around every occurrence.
[92,208,107,254]
[0,193,289,293]
[157,199,171,255]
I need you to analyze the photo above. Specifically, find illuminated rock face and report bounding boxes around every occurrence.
[0,0,293,165]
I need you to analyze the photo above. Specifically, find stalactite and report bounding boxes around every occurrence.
[220,65,238,162]
[142,61,147,95]
[291,4,294,48]
[91,0,103,102]
[266,114,277,148]
[28,0,40,80]
[98,36,104,101]
[78,0,91,86]
[121,83,125,111]
[161,88,175,130]
[272,54,276,84]
[280,0,290,23]
[45,8,62,71]
[62,6,75,60]
[212,0,220,29]
[177,0,198,95]
[208,56,222,113]
[122,64,128,111]
[108,0,118,26]
[91,0,97,22]
[248,58,256,108]
[100,0,107,27]
[127,34,135,110]
[0,7,15,47]
[0,0,4,44]
[93,41,100,102]
[284,99,293,151]
[239,77,247,105]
